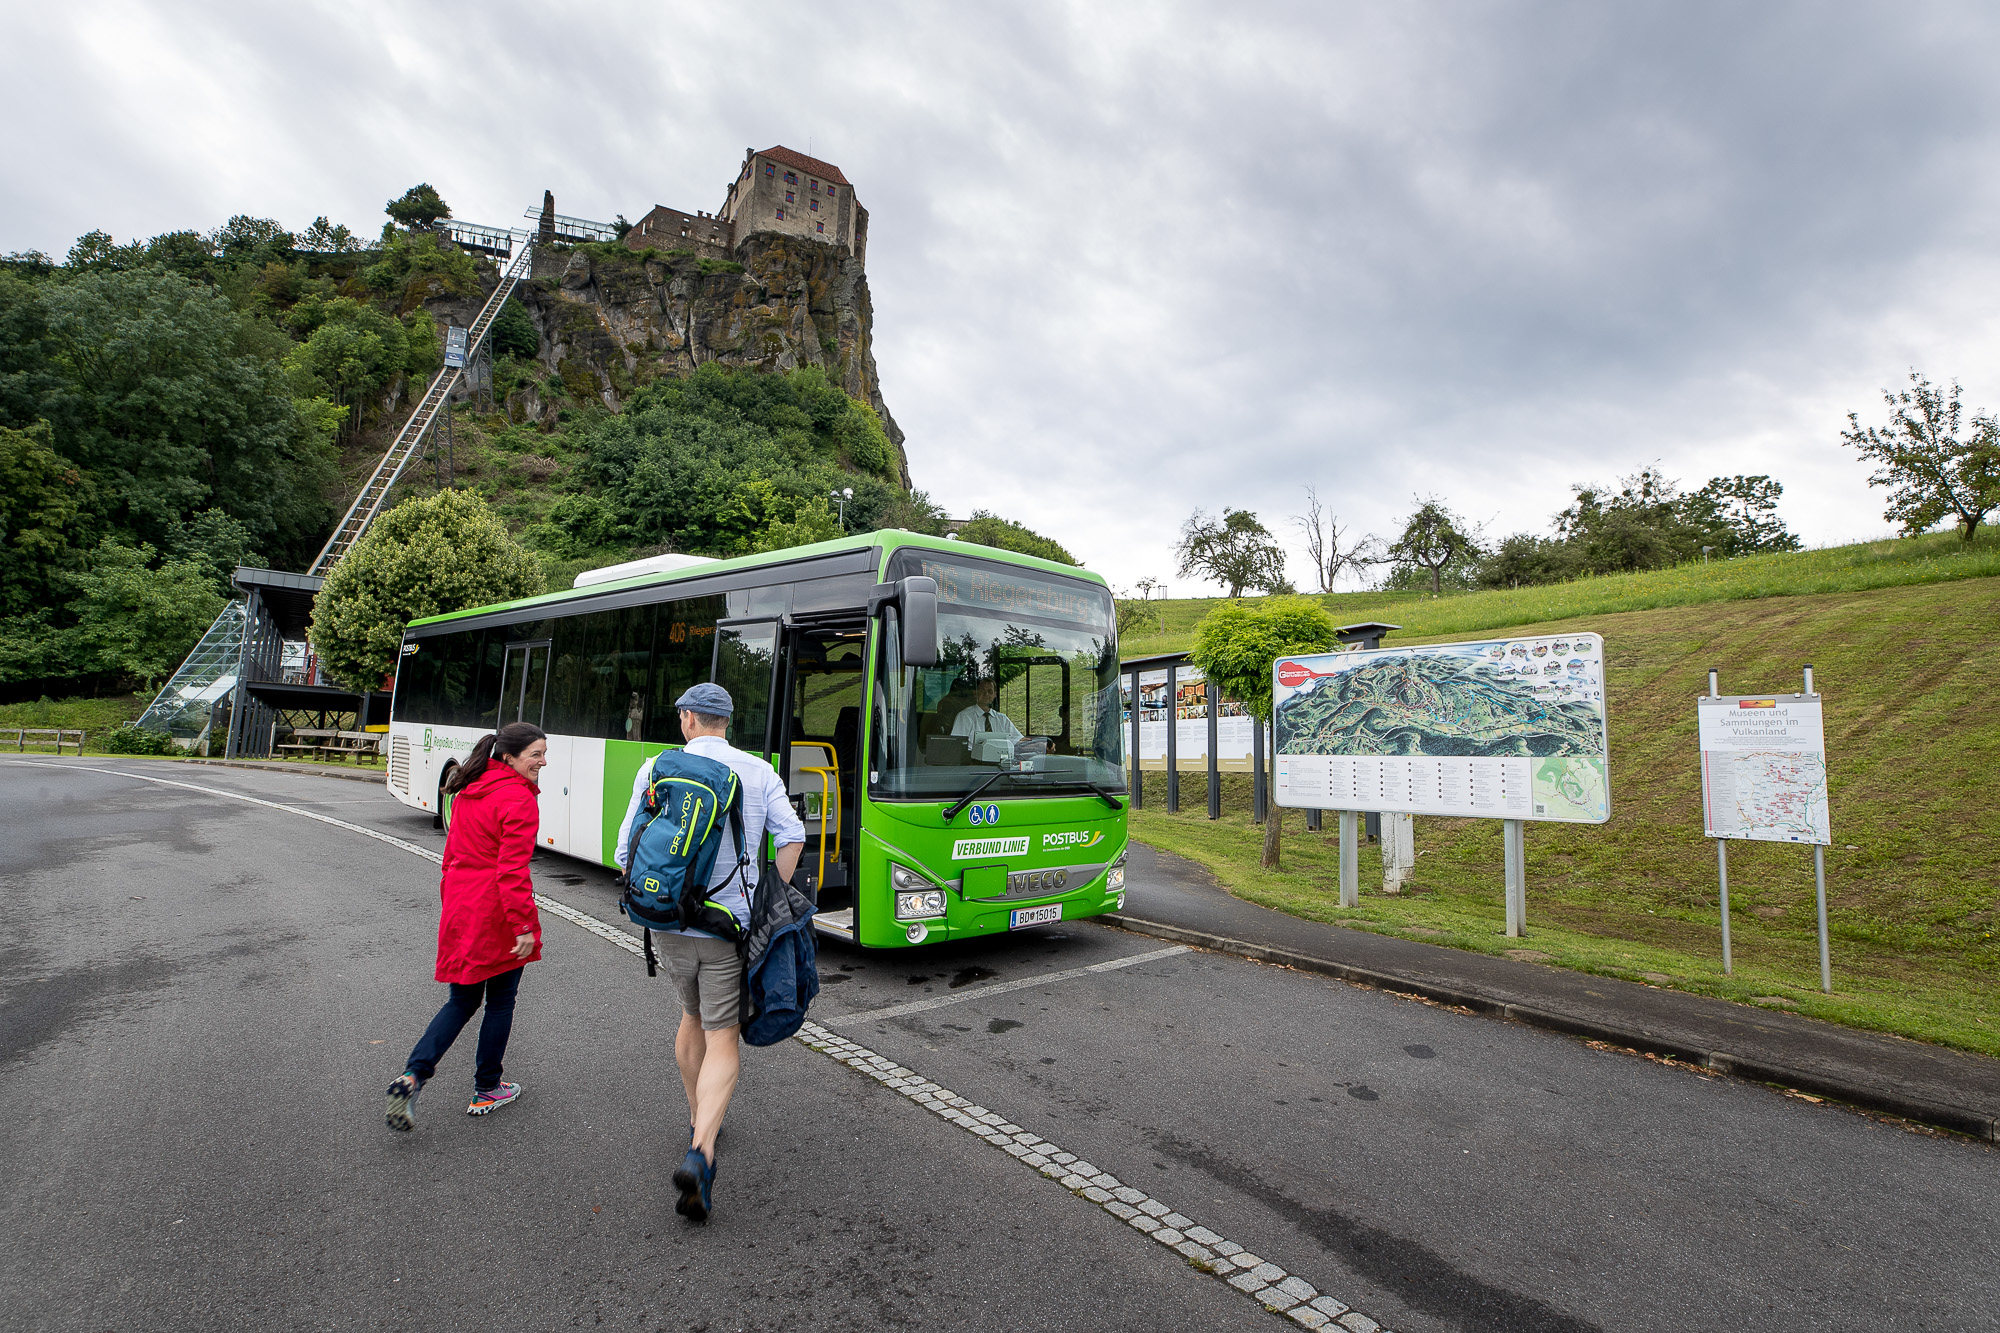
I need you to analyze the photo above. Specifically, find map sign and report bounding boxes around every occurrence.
[1271,633,1610,823]
[1697,695,1830,845]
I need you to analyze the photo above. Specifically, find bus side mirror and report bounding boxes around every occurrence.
[900,576,938,667]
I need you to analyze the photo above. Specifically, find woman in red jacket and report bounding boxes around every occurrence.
[385,721,546,1130]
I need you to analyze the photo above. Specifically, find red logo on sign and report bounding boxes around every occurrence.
[1276,661,1314,688]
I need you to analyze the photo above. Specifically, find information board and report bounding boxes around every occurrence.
[1122,665,1256,771]
[1271,633,1610,823]
[1697,695,1830,844]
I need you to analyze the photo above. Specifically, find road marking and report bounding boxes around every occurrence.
[793,1020,1387,1331]
[824,945,1191,1027]
[14,761,1384,1329]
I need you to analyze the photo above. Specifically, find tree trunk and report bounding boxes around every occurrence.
[1429,563,1441,596]
[1262,807,1282,869]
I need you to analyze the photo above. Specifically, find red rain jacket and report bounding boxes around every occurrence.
[435,763,543,984]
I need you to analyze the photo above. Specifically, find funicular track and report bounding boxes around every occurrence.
[309,240,534,576]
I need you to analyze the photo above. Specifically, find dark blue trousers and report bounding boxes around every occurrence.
[404,966,524,1092]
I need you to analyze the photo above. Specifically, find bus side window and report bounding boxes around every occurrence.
[713,621,778,753]
[647,595,723,745]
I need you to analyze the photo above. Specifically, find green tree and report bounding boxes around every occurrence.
[1189,596,1340,868]
[0,421,89,620]
[753,495,845,553]
[1682,474,1801,557]
[578,363,903,556]
[1477,532,1586,589]
[164,508,264,595]
[207,216,295,266]
[299,217,361,254]
[490,297,539,359]
[64,539,225,692]
[309,489,543,690]
[1386,498,1479,596]
[1842,372,2000,541]
[38,268,336,562]
[385,184,452,228]
[956,510,1076,565]
[1174,507,1287,597]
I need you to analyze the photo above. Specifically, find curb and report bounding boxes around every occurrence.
[106,755,392,787]
[1103,912,1999,1144]
[182,759,387,786]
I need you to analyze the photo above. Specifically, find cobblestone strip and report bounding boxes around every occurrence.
[792,1018,1389,1332]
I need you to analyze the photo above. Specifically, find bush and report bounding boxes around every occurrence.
[100,725,178,755]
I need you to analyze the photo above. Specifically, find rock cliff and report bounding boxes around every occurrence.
[489,235,909,487]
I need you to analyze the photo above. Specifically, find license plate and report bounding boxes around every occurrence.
[1009,903,1062,930]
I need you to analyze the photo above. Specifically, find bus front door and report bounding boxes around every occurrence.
[773,622,867,923]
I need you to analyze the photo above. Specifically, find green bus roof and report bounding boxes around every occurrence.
[405,529,1109,629]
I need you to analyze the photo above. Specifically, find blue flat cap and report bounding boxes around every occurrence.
[675,682,734,715]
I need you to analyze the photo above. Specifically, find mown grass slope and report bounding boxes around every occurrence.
[1116,527,2000,658]
[1127,570,2000,1057]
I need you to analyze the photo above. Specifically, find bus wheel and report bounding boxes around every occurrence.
[437,767,457,831]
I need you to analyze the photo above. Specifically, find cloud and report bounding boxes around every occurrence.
[6,0,1997,591]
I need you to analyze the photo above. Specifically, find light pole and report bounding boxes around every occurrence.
[831,487,853,530]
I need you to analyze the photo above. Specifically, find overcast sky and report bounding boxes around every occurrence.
[6,0,1996,594]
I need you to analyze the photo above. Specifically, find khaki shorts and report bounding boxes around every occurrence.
[653,932,743,1031]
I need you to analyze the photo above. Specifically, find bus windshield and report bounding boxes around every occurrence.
[872,555,1124,799]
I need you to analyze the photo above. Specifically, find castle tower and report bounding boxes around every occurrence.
[718,146,866,261]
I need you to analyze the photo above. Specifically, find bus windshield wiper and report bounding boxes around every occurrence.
[1086,783,1125,810]
[942,769,1012,823]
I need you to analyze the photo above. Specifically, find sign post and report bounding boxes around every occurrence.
[1272,633,1610,926]
[1696,664,1833,991]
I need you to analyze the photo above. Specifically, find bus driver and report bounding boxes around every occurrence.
[949,677,1022,746]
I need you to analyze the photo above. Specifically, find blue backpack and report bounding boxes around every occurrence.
[619,748,747,975]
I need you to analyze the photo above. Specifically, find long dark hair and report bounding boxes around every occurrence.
[445,721,546,795]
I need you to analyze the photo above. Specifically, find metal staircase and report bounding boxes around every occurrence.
[308,238,534,576]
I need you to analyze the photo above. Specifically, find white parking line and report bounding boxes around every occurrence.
[825,945,1191,1027]
[16,760,1389,1330]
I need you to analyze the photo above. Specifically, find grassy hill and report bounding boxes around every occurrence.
[1116,527,2000,657]
[1124,532,2000,1057]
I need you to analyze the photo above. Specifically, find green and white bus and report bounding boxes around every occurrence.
[383,531,1129,947]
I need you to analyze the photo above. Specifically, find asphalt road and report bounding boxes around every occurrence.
[3,757,1994,1333]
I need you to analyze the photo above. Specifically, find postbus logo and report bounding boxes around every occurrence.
[1041,830,1105,851]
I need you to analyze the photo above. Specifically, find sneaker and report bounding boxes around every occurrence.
[673,1148,715,1223]
[467,1082,522,1115]
[385,1072,423,1132]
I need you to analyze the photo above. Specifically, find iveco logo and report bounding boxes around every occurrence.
[1007,868,1069,895]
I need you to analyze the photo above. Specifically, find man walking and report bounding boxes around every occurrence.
[615,682,805,1222]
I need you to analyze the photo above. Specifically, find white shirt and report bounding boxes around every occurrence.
[949,703,1023,743]
[614,735,807,936]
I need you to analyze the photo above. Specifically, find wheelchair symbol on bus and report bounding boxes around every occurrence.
[967,803,1001,826]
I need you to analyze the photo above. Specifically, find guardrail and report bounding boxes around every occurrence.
[4,728,85,755]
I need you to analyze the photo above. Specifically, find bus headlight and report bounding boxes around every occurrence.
[891,865,937,893]
[895,889,947,920]
[1106,849,1127,892]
